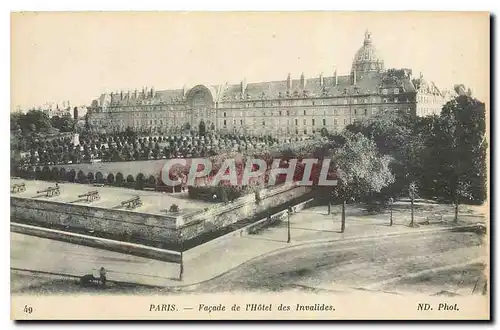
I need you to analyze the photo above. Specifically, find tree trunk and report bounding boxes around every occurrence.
[410,198,414,227]
[389,203,393,226]
[340,200,346,233]
[454,202,459,223]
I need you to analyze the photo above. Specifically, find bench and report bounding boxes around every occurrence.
[121,196,142,209]
[11,183,26,193]
[37,186,60,197]
[78,190,100,203]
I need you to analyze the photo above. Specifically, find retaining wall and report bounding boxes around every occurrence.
[184,198,315,260]
[11,183,313,246]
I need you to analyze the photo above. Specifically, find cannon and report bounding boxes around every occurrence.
[78,190,100,203]
[11,182,26,193]
[36,185,60,197]
[121,196,142,209]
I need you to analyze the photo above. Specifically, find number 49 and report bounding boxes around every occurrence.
[23,305,33,314]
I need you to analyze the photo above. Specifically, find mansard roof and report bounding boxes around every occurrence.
[93,69,419,108]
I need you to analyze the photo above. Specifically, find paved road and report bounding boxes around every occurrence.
[11,227,487,295]
[10,232,181,287]
[193,230,487,295]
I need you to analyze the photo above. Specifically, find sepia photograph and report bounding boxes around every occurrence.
[9,11,490,320]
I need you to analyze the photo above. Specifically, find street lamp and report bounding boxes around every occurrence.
[179,231,184,281]
[389,197,394,226]
[287,206,292,243]
[409,182,416,227]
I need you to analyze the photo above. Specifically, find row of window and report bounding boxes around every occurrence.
[222,118,353,127]
[223,108,374,118]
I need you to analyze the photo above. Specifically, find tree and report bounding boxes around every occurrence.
[87,172,95,183]
[58,168,66,181]
[332,132,395,233]
[136,173,145,190]
[115,172,124,186]
[95,171,104,183]
[50,114,75,133]
[126,174,135,184]
[77,170,87,183]
[199,120,206,136]
[148,175,156,186]
[346,108,414,199]
[68,169,76,182]
[51,167,59,181]
[422,95,487,216]
[320,127,329,137]
[107,173,115,184]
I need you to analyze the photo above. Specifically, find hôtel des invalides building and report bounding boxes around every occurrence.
[88,31,448,138]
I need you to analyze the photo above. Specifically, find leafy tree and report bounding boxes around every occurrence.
[346,109,414,198]
[95,171,104,183]
[59,168,66,181]
[136,173,145,190]
[50,114,75,133]
[115,172,124,186]
[77,170,87,183]
[51,167,59,181]
[148,175,156,186]
[332,132,395,232]
[68,169,76,182]
[107,173,115,184]
[199,120,206,136]
[422,95,487,221]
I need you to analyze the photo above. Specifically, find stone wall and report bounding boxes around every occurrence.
[11,197,179,244]
[11,182,312,247]
[178,183,312,241]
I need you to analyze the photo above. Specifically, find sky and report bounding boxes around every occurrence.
[11,11,489,111]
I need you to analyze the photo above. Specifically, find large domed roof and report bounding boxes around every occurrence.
[351,30,384,75]
[353,32,380,63]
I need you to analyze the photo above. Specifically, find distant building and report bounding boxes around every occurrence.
[88,30,448,137]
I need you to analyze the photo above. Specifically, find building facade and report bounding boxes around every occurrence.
[88,31,447,138]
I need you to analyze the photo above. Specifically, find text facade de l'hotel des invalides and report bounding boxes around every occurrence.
[88,31,449,138]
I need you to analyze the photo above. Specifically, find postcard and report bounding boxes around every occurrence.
[10,11,490,320]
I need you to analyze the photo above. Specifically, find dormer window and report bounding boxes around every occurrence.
[382,89,388,95]
[394,88,399,94]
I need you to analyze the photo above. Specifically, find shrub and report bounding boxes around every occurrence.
[115,172,124,185]
[65,169,75,182]
[136,173,145,190]
[77,170,87,183]
[148,175,156,186]
[169,204,179,212]
[95,171,104,183]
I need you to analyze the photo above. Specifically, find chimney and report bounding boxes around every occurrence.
[120,90,123,100]
[241,78,247,94]
[319,73,324,88]
[150,87,154,98]
[300,73,306,89]
[334,68,338,86]
[353,70,357,85]
[134,89,138,99]
[287,73,292,90]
